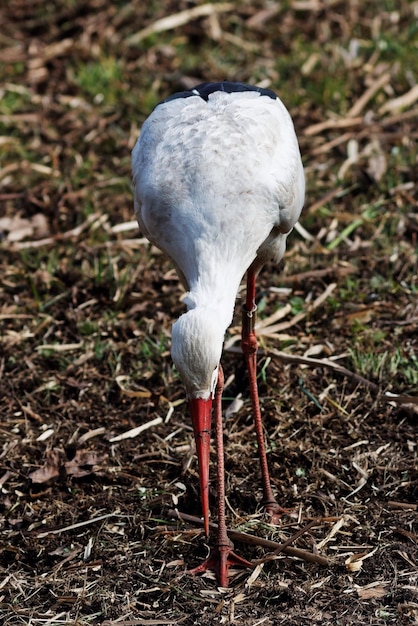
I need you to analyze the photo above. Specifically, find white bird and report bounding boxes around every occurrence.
[132,81,304,587]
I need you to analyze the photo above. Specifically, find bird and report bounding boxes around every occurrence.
[132,81,305,587]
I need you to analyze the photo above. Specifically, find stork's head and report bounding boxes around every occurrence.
[171,308,225,535]
[171,308,224,400]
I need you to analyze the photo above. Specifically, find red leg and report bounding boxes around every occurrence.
[242,268,285,523]
[189,365,252,587]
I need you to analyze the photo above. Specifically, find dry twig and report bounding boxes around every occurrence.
[127,3,234,45]
[168,510,330,566]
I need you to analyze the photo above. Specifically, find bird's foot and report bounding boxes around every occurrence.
[264,500,294,525]
[189,543,253,588]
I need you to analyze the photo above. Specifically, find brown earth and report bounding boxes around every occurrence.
[0,1,417,624]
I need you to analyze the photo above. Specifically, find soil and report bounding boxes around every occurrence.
[0,1,417,625]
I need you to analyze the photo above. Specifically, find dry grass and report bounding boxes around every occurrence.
[0,0,417,624]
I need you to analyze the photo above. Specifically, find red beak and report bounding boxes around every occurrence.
[189,397,213,536]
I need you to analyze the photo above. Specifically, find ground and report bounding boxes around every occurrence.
[0,1,417,625]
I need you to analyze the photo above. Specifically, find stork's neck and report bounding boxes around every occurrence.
[172,265,246,399]
[183,271,242,332]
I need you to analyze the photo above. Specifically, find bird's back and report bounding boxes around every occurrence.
[132,82,304,314]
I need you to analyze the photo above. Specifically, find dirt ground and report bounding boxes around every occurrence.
[0,1,417,625]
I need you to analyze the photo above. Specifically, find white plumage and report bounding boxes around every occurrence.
[132,84,304,398]
[132,82,304,586]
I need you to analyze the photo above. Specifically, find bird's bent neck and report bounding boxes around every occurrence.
[171,305,228,400]
[184,273,240,330]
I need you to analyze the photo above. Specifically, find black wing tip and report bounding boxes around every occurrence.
[160,81,277,106]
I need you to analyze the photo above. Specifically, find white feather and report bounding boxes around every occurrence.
[132,87,304,398]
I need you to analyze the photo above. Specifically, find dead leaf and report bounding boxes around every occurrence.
[332,306,375,328]
[29,449,63,484]
[64,450,107,478]
[345,547,378,572]
[357,584,388,599]
[0,212,49,242]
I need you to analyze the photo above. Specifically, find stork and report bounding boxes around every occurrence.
[132,81,305,587]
